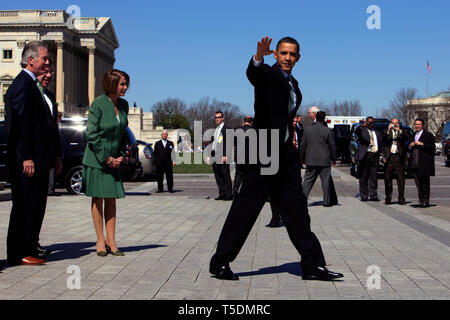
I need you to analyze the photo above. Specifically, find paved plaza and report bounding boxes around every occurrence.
[0,161,449,300]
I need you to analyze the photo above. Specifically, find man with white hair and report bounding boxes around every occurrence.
[307,106,320,124]
[154,130,175,193]
[5,40,60,266]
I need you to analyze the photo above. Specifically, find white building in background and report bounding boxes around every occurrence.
[0,9,171,146]
[406,91,450,140]
[0,9,119,116]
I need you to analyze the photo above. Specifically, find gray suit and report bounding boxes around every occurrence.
[300,122,337,206]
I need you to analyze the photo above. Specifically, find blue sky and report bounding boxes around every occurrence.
[3,0,450,116]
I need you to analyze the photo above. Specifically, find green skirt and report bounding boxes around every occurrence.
[83,165,125,199]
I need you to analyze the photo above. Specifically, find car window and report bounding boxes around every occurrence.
[444,122,450,138]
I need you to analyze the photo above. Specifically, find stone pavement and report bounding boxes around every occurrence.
[0,166,449,300]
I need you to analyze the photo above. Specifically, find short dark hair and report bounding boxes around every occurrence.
[102,69,130,95]
[366,116,375,122]
[316,111,326,123]
[415,118,425,125]
[243,116,253,124]
[276,37,300,54]
[215,111,224,117]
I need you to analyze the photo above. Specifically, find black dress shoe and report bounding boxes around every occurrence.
[223,196,233,201]
[215,196,224,200]
[210,263,239,281]
[156,190,164,193]
[36,244,52,256]
[302,267,344,281]
[370,198,380,202]
[361,198,369,202]
[384,200,391,205]
[266,220,282,228]
[168,190,175,193]
[398,200,406,205]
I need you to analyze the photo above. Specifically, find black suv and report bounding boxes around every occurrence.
[0,118,142,194]
[349,119,414,177]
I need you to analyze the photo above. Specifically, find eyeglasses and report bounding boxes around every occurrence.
[215,116,223,119]
[367,122,374,125]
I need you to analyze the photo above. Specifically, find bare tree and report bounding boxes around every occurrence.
[301,101,329,116]
[186,97,244,131]
[329,100,362,116]
[186,97,217,130]
[387,88,417,124]
[151,97,188,128]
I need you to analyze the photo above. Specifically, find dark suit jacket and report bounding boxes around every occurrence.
[300,122,336,167]
[5,70,61,173]
[43,89,62,159]
[382,128,411,162]
[246,58,302,162]
[409,130,435,177]
[154,139,174,167]
[355,126,383,161]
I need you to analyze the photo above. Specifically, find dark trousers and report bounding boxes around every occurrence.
[384,154,405,202]
[269,166,303,223]
[233,166,244,196]
[212,163,232,198]
[359,153,379,200]
[413,172,431,205]
[156,163,173,191]
[7,169,49,263]
[211,147,326,274]
[302,166,338,206]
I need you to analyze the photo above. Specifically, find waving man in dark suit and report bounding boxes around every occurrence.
[209,37,343,282]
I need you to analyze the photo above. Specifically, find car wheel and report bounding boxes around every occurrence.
[65,165,84,195]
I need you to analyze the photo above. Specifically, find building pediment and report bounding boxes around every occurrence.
[98,18,119,49]
[0,73,14,80]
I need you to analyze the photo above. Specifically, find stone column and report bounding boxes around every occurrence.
[55,40,65,111]
[88,46,96,106]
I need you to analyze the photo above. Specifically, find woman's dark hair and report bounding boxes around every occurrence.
[102,69,130,95]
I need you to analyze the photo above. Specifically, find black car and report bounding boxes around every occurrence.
[443,121,450,167]
[332,124,352,164]
[136,140,156,180]
[0,118,142,194]
[349,119,414,178]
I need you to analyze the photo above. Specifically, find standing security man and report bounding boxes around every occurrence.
[154,130,175,193]
[409,118,435,208]
[210,111,233,201]
[355,117,382,202]
[382,118,410,205]
[300,111,337,207]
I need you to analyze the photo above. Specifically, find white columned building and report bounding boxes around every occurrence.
[0,9,119,117]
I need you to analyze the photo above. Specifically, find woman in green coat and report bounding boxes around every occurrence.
[82,69,130,257]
